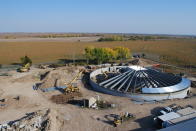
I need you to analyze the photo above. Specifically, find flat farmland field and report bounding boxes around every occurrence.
[0,39,196,65]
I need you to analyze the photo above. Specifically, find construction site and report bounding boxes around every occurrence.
[1,0,196,130]
[0,58,196,131]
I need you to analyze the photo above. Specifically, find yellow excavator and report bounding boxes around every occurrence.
[17,63,31,72]
[64,69,84,94]
[113,112,135,127]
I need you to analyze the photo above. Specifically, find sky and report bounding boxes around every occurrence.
[0,0,196,35]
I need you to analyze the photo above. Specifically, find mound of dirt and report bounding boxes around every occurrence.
[38,67,81,89]
[0,109,51,131]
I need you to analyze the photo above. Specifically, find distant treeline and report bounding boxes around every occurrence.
[0,33,102,39]
[1,33,196,40]
[97,35,184,42]
[127,35,171,41]
[98,35,124,42]
[84,46,131,64]
[35,34,98,38]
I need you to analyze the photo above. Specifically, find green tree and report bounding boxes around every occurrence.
[20,55,32,66]
[93,48,118,64]
[93,48,106,64]
[84,46,94,64]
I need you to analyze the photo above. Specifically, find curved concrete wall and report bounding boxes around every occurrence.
[89,66,191,101]
[142,78,191,94]
[90,78,190,101]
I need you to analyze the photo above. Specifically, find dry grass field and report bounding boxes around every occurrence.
[0,39,196,65]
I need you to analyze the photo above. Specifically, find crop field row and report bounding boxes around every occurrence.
[0,39,196,66]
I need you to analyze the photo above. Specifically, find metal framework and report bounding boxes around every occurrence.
[91,66,190,94]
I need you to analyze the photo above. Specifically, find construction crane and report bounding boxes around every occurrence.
[64,69,84,94]
[113,112,135,127]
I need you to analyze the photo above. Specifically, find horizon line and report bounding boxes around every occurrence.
[0,32,195,37]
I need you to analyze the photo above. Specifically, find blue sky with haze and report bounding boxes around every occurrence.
[0,0,196,35]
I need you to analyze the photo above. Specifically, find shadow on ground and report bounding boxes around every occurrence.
[131,106,165,131]
[58,59,86,64]
[11,63,22,66]
[100,114,118,127]
[81,72,94,91]
[131,115,156,131]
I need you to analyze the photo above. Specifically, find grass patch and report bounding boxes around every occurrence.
[0,39,195,66]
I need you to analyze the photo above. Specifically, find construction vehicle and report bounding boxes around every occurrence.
[113,112,135,127]
[17,63,31,72]
[64,83,79,94]
[64,69,84,94]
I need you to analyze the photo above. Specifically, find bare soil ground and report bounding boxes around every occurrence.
[0,63,196,131]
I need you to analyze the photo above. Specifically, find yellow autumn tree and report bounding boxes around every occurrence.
[84,46,131,64]
[114,47,131,60]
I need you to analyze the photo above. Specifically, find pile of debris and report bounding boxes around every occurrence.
[83,96,116,109]
[51,92,82,104]
[35,67,81,90]
[0,109,51,131]
[0,96,20,109]
[68,96,116,110]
